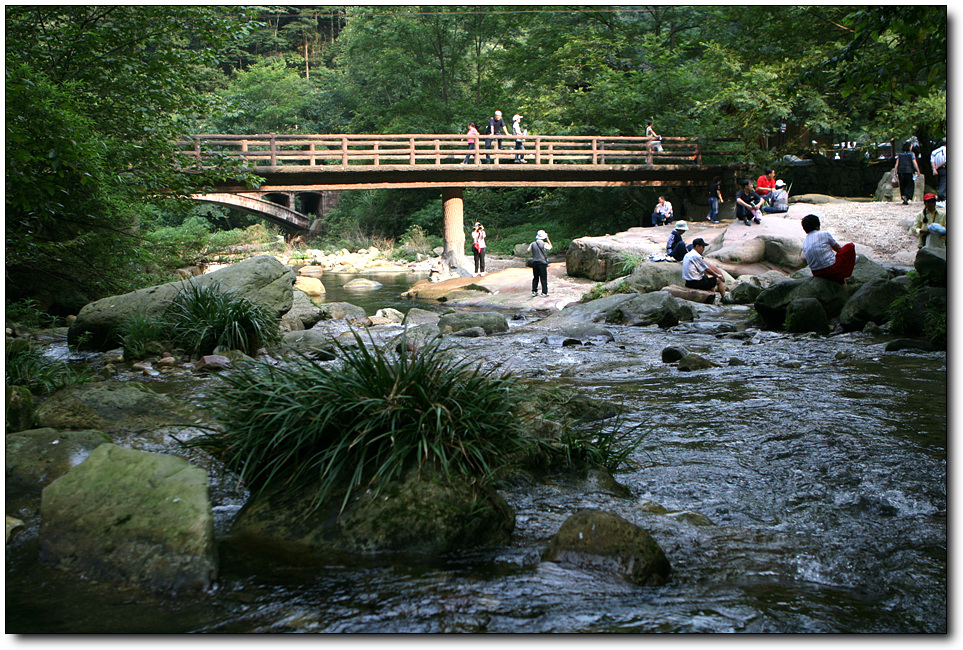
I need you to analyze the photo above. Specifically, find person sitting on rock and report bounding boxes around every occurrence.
[735,179,764,225]
[682,237,726,298]
[763,179,789,213]
[801,214,857,283]
[651,195,673,227]
[666,220,690,261]
[913,192,946,250]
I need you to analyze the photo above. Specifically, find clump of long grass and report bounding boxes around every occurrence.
[191,332,540,510]
[5,340,93,395]
[161,281,279,356]
[119,312,168,361]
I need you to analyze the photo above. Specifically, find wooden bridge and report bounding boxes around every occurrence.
[177,133,746,267]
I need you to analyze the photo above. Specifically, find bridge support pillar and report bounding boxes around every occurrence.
[441,188,468,272]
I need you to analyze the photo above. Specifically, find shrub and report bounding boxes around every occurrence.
[191,333,541,510]
[118,312,168,361]
[5,299,60,329]
[161,281,280,356]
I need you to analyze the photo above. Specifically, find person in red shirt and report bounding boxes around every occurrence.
[756,168,776,203]
[460,122,480,164]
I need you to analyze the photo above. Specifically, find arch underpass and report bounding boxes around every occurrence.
[189,192,317,235]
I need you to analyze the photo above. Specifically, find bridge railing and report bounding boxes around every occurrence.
[176,134,739,168]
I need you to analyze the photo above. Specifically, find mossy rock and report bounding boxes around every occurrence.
[5,385,36,433]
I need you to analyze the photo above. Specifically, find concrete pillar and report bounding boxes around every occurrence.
[441,187,468,272]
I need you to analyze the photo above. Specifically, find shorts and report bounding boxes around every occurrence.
[685,276,717,291]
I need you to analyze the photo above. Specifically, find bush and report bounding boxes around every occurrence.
[5,299,61,329]
[161,282,280,356]
[119,312,168,361]
[192,333,542,510]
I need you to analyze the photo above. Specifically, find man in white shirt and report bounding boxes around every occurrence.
[650,196,673,226]
[930,138,946,202]
[801,214,856,283]
[682,238,726,298]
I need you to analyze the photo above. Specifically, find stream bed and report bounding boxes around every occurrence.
[6,278,947,633]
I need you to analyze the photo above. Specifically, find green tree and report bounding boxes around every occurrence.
[5,6,258,305]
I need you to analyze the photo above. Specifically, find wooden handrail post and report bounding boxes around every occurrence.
[269,134,277,166]
[410,137,416,165]
[341,137,348,165]
[591,137,598,165]
[309,142,316,166]
[373,142,379,166]
[434,139,441,164]
[535,136,542,164]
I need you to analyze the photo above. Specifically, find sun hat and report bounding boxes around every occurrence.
[923,192,938,201]
[536,229,548,240]
[775,179,786,188]
[513,114,522,121]
[675,220,688,231]
[691,238,708,247]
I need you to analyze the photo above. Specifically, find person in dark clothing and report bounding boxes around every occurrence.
[528,229,552,296]
[666,221,689,261]
[894,142,921,204]
[707,176,723,223]
[485,110,509,163]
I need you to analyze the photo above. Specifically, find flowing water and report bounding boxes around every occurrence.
[7,282,947,633]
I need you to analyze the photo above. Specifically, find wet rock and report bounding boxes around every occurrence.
[317,301,367,322]
[35,382,202,434]
[452,326,487,338]
[343,278,383,291]
[754,276,848,330]
[196,354,232,371]
[374,308,405,323]
[541,509,671,586]
[558,324,616,344]
[727,281,763,305]
[402,307,441,326]
[293,276,325,297]
[231,471,514,556]
[280,290,323,331]
[6,385,36,433]
[839,279,908,331]
[390,323,443,353]
[784,297,830,334]
[39,444,217,591]
[6,516,25,543]
[677,353,717,371]
[6,428,111,510]
[666,511,714,526]
[727,357,747,366]
[438,311,509,335]
[661,346,688,363]
[914,247,946,287]
[277,330,338,360]
[601,292,694,328]
[885,339,936,353]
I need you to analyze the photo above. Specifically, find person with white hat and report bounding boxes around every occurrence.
[512,114,528,163]
[763,179,789,214]
[666,220,689,261]
[528,229,553,296]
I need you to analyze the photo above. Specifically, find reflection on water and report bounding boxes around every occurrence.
[6,294,946,633]
[313,270,431,315]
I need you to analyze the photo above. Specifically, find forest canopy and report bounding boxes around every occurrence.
[5,5,947,305]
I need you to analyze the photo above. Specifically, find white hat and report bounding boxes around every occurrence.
[675,220,688,231]
[494,110,502,116]
[536,229,548,240]
[513,114,522,121]
[775,179,786,188]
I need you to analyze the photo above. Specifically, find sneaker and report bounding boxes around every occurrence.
[753,216,761,224]
[532,291,538,297]
[541,293,549,297]
[743,218,752,226]
[480,272,486,276]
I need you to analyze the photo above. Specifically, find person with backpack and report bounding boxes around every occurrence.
[528,229,552,296]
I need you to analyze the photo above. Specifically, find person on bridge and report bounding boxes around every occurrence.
[461,122,480,164]
[645,120,663,163]
[528,230,553,297]
[512,114,528,163]
[801,214,857,283]
[682,238,726,299]
[651,195,674,227]
[472,222,487,276]
[485,110,509,163]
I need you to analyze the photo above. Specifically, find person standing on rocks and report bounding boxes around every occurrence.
[528,229,552,297]
[801,214,857,283]
[707,176,724,223]
[471,222,487,276]
[682,238,726,298]
[894,142,921,204]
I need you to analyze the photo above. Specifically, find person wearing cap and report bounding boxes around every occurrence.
[666,220,690,261]
[485,110,509,163]
[682,238,726,298]
[801,214,857,283]
[471,222,487,276]
[528,229,553,296]
[913,193,946,250]
[763,179,789,213]
[650,195,673,227]
[512,114,528,163]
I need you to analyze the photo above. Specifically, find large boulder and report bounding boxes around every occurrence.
[39,444,217,591]
[68,256,296,350]
[784,297,830,334]
[317,301,368,322]
[293,275,325,298]
[602,292,694,328]
[35,381,204,437]
[915,247,947,287]
[230,472,515,556]
[276,329,338,360]
[839,279,909,331]
[438,311,509,335]
[280,289,324,332]
[565,237,656,281]
[754,277,849,329]
[541,509,671,586]
[6,385,36,433]
[619,262,685,293]
[6,428,111,511]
